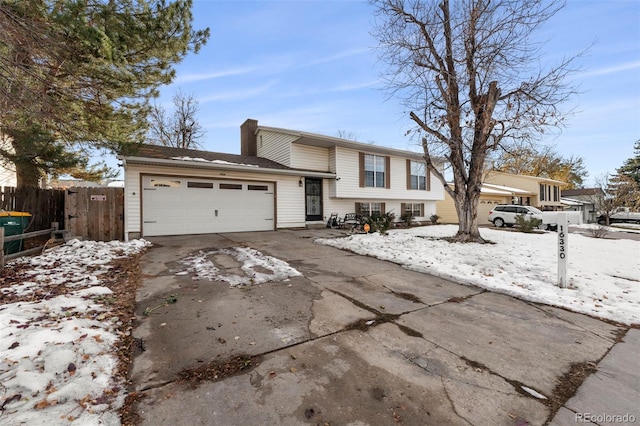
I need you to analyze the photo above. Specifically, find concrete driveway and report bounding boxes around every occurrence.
[130,229,637,425]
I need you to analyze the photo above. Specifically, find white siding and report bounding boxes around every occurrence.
[333,147,445,201]
[275,179,306,228]
[124,164,306,239]
[0,162,16,187]
[256,130,296,167]
[291,144,329,171]
[322,198,437,223]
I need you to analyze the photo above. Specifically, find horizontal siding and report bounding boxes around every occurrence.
[436,192,509,225]
[0,164,16,187]
[275,179,306,228]
[291,144,329,171]
[333,147,444,201]
[124,167,142,238]
[256,130,295,167]
[323,199,437,223]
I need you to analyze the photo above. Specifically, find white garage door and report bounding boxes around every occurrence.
[142,176,275,236]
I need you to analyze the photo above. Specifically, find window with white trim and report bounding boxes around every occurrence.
[403,203,424,217]
[364,154,386,188]
[357,202,383,216]
[409,161,427,190]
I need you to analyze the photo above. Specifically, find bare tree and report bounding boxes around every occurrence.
[148,90,205,149]
[371,0,579,242]
[336,130,360,141]
[591,174,617,226]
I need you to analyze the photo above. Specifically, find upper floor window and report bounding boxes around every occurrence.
[539,183,559,202]
[359,153,389,188]
[407,160,428,190]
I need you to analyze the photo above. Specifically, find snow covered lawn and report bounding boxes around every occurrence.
[0,239,150,425]
[318,225,640,325]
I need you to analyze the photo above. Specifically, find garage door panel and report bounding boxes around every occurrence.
[142,176,274,236]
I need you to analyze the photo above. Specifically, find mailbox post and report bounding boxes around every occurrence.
[557,213,568,288]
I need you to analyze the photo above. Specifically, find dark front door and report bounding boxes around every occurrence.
[305,178,323,221]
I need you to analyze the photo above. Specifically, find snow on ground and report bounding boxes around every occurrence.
[317,225,640,325]
[0,239,150,425]
[176,247,302,286]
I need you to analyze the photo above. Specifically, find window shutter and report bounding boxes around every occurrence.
[426,165,431,191]
[381,202,386,213]
[385,156,391,189]
[359,153,365,188]
[406,160,411,190]
[420,203,424,217]
[401,203,406,214]
[355,202,361,214]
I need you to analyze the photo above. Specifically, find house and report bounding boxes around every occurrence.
[483,171,566,211]
[0,161,16,188]
[0,137,17,188]
[119,119,445,239]
[436,171,566,225]
[561,188,603,223]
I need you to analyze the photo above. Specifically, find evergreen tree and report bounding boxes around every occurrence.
[616,140,640,186]
[0,0,209,188]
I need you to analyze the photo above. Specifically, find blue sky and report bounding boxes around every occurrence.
[144,0,640,185]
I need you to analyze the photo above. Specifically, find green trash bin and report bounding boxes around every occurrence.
[0,211,32,255]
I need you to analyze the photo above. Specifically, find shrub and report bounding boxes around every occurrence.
[514,214,542,233]
[363,211,395,234]
[430,214,440,224]
[400,212,414,227]
[588,225,609,239]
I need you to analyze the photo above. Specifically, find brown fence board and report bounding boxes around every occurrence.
[0,186,65,232]
[65,188,124,241]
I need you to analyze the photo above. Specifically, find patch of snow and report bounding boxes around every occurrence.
[177,247,302,286]
[521,386,547,399]
[317,225,640,325]
[0,239,150,425]
[171,156,259,167]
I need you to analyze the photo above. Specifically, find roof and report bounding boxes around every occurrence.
[561,188,603,197]
[124,144,292,169]
[482,183,534,195]
[561,197,590,206]
[485,170,567,186]
[119,144,336,178]
[257,125,434,162]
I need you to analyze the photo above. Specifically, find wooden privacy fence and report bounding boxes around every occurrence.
[0,186,65,231]
[65,187,124,241]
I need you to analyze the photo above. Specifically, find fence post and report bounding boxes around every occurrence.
[0,227,4,270]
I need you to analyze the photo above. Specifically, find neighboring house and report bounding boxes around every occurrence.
[436,182,535,225]
[436,171,566,225]
[0,137,17,188]
[119,118,445,239]
[561,197,594,223]
[483,171,566,211]
[0,161,17,188]
[561,188,603,223]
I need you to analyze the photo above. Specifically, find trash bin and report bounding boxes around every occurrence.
[0,211,32,255]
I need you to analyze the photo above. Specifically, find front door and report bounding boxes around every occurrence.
[305,178,323,221]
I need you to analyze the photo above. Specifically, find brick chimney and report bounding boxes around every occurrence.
[240,118,258,156]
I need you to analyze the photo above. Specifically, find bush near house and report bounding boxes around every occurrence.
[514,214,543,233]
[363,212,395,234]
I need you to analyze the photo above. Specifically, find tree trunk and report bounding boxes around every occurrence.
[15,161,42,189]
[452,187,484,243]
[11,135,42,189]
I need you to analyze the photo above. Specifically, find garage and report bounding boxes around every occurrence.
[142,175,274,236]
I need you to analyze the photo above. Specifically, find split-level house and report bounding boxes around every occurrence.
[119,119,445,239]
[436,171,567,225]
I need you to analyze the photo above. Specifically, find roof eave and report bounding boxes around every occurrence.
[120,156,336,179]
